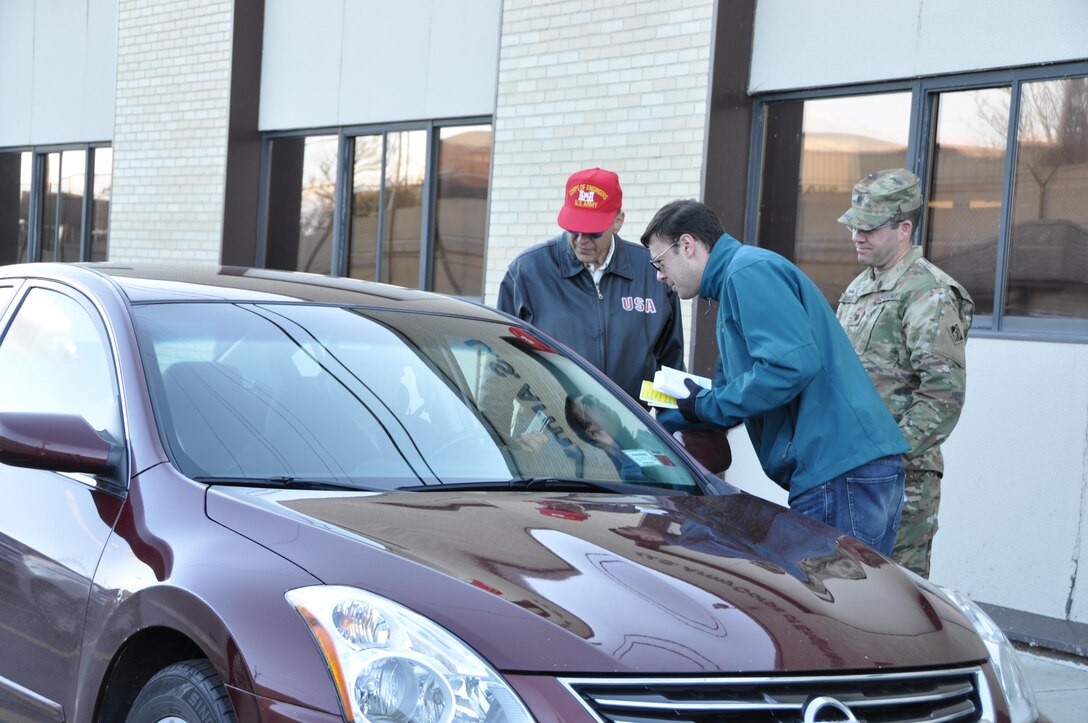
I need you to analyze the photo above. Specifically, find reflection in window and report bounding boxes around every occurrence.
[91,147,112,261]
[757,93,910,303]
[925,87,1010,319]
[40,152,60,261]
[349,134,382,280]
[433,125,491,297]
[266,135,338,274]
[1006,76,1088,320]
[347,130,426,287]
[59,149,87,262]
[383,131,426,287]
[0,151,32,264]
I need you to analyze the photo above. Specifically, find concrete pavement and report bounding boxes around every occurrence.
[1017,647,1088,722]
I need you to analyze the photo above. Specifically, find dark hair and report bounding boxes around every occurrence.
[640,199,724,249]
[896,207,923,238]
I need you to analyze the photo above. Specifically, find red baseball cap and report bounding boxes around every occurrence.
[557,168,623,234]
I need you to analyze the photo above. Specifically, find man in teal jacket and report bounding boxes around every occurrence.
[644,199,908,556]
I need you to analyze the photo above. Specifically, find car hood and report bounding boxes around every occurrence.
[206,487,987,674]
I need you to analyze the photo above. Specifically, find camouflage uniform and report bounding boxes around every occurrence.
[836,170,974,578]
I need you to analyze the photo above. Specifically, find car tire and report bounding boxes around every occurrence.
[126,659,237,723]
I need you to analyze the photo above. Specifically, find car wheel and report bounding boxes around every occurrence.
[126,659,237,723]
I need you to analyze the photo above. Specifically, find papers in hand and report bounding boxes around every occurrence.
[639,366,712,408]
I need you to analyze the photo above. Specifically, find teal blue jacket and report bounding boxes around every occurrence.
[695,234,907,500]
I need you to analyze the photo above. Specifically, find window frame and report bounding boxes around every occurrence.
[256,116,492,298]
[747,60,1088,342]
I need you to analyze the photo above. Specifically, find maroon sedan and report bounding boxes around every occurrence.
[0,263,1042,722]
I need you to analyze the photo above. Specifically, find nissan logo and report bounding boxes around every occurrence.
[802,696,858,722]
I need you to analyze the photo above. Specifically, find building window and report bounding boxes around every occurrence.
[261,120,492,298]
[0,144,111,265]
[753,64,1088,338]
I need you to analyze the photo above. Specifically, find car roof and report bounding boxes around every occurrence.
[1,262,506,320]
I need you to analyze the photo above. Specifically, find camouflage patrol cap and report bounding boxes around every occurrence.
[837,168,922,231]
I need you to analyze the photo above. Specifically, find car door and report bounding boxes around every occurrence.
[0,283,125,722]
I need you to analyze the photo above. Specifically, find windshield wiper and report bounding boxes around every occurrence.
[195,476,378,492]
[398,477,658,494]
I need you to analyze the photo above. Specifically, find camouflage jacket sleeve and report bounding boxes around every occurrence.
[898,285,970,463]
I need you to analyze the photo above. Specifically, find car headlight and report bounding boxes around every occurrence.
[930,584,1040,723]
[286,586,534,723]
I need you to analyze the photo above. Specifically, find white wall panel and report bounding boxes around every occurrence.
[751,0,1088,93]
[0,0,115,146]
[934,338,1088,619]
[261,0,501,131]
[0,3,35,144]
[259,0,344,130]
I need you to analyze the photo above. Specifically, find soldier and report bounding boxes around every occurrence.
[836,168,974,578]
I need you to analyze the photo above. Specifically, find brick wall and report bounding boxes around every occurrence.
[109,0,234,262]
[485,0,715,352]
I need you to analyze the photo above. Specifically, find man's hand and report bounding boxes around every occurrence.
[676,378,703,423]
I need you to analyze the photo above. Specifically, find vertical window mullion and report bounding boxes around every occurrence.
[419,123,437,290]
[27,153,42,262]
[993,80,1023,332]
[80,148,94,261]
[914,86,939,246]
[52,153,64,262]
[255,137,272,267]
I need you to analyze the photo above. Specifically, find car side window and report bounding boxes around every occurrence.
[0,287,122,442]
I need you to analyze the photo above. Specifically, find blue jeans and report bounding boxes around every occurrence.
[790,455,905,556]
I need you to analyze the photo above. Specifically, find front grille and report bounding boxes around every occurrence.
[559,666,991,722]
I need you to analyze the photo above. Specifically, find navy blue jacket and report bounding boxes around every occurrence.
[497,234,684,402]
[695,234,907,500]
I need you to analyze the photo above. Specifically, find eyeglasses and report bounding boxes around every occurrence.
[848,219,901,236]
[565,229,604,239]
[650,240,679,271]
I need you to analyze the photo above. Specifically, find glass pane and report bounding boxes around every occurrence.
[758,93,911,304]
[0,288,122,441]
[348,134,382,281]
[91,147,112,261]
[383,130,426,287]
[433,125,491,297]
[59,149,86,262]
[134,301,701,492]
[265,135,337,274]
[1005,76,1088,320]
[40,153,60,261]
[0,151,31,264]
[925,87,1010,320]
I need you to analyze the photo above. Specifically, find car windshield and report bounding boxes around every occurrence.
[132,302,704,494]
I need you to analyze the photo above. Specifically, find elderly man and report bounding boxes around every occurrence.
[836,168,974,578]
[497,168,684,403]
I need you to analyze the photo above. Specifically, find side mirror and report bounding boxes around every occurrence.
[0,412,122,476]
